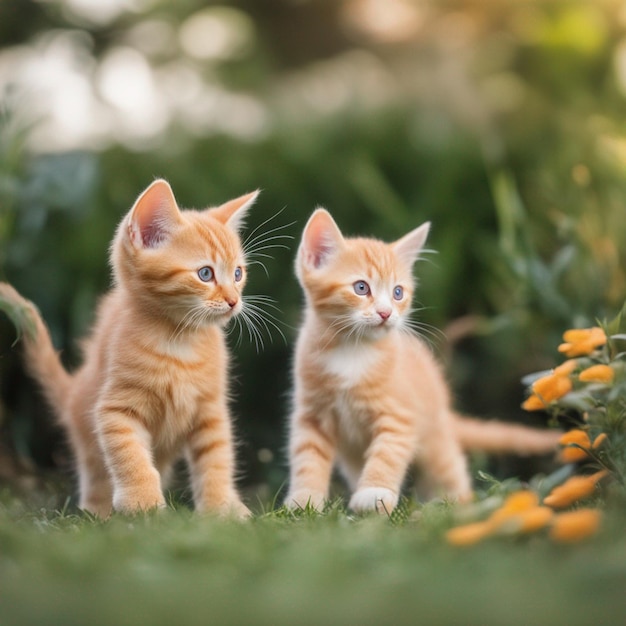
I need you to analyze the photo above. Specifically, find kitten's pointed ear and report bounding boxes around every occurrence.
[128,179,181,249]
[300,208,344,270]
[392,221,431,266]
[210,190,260,231]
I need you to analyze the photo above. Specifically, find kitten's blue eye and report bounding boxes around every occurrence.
[353,281,370,296]
[198,266,214,282]
[393,286,404,301]
[234,266,243,282]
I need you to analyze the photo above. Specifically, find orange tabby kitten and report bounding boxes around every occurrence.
[286,209,560,513]
[0,179,256,517]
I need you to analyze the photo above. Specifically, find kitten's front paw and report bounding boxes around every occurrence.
[285,490,326,511]
[113,488,166,514]
[349,487,398,514]
[195,493,251,518]
[220,499,252,519]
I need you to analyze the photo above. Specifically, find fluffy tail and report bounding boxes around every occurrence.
[453,414,560,456]
[0,282,72,419]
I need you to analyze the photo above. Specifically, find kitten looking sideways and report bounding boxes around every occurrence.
[0,180,255,517]
[286,209,560,514]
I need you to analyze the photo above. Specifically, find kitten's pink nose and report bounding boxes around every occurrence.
[226,297,238,309]
[377,310,391,321]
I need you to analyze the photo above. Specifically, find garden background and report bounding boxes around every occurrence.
[3,0,626,501]
[1,1,626,624]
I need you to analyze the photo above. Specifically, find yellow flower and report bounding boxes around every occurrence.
[488,491,554,535]
[592,433,608,449]
[522,394,549,411]
[558,429,591,463]
[558,327,607,357]
[488,490,539,526]
[522,373,573,411]
[549,509,602,543]
[558,430,608,463]
[542,470,608,508]
[446,492,555,545]
[579,364,614,384]
[553,359,579,376]
[559,429,591,447]
[515,506,555,533]
[532,373,573,400]
[445,521,492,546]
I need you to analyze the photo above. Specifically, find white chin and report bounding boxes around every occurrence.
[217,311,238,327]
[363,323,392,340]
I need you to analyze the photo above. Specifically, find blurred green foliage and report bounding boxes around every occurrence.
[2,0,626,501]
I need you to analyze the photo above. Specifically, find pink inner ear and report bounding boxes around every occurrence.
[129,180,179,248]
[393,222,430,267]
[209,190,259,231]
[302,210,342,268]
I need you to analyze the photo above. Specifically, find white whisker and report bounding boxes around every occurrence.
[230,295,290,352]
[399,311,446,348]
[170,303,206,343]
[246,234,294,253]
[320,315,355,349]
[247,259,270,278]
[243,207,289,247]
[239,308,265,352]
[244,301,288,344]
[244,223,295,253]
[227,315,244,349]
[244,295,283,313]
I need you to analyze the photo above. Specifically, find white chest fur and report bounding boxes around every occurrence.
[321,342,382,388]
[155,336,202,362]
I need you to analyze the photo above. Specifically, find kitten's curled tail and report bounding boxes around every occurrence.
[453,414,560,456]
[0,282,72,420]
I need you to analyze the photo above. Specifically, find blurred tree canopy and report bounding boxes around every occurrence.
[2,0,626,501]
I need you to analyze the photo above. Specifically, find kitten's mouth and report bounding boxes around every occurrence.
[374,319,396,335]
[221,304,241,322]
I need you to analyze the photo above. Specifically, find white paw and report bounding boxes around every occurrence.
[285,490,326,511]
[349,487,398,514]
[113,489,166,514]
[199,498,251,519]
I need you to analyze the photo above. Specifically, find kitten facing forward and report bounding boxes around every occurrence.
[0,180,256,517]
[286,209,560,514]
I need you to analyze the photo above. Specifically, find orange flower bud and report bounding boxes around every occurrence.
[579,364,614,384]
[553,359,579,376]
[517,506,555,533]
[489,490,539,525]
[522,394,548,411]
[559,446,591,463]
[592,433,608,449]
[543,470,608,509]
[532,373,573,401]
[523,373,573,411]
[445,521,492,546]
[549,509,602,543]
[559,429,591,447]
[486,491,551,536]
[558,327,607,357]
[558,429,592,463]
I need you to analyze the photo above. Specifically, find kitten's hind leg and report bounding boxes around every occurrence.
[421,425,472,503]
[63,403,113,517]
[76,447,113,517]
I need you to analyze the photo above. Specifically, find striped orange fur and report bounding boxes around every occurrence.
[286,209,560,514]
[0,179,256,517]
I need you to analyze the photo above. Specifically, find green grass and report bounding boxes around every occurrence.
[2,491,626,626]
